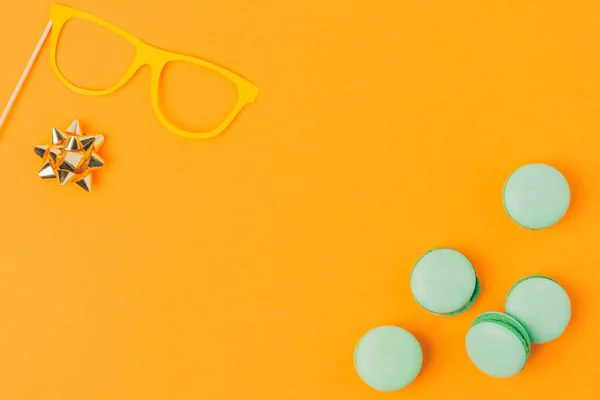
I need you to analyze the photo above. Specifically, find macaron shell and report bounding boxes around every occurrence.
[466,321,528,378]
[502,163,570,230]
[505,276,571,344]
[411,248,477,315]
[473,311,531,357]
[441,275,481,316]
[354,326,422,392]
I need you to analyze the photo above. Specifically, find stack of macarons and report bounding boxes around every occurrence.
[466,274,571,378]
[354,163,574,391]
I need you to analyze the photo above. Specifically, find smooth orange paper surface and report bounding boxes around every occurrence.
[1,1,599,398]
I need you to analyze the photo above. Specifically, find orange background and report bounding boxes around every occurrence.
[1,0,599,398]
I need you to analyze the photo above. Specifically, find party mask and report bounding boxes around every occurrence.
[0,4,259,139]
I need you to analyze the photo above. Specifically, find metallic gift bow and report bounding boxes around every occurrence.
[34,119,105,191]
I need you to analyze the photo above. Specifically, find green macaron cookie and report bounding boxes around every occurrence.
[466,312,531,378]
[354,326,422,392]
[502,163,570,230]
[410,248,480,316]
[505,275,571,344]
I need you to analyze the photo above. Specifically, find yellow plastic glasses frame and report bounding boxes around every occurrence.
[49,4,260,139]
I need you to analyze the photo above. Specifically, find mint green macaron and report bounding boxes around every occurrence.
[354,326,422,392]
[410,248,480,315]
[466,312,531,378]
[505,275,571,344]
[502,163,570,230]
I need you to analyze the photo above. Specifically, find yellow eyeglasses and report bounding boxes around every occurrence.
[49,4,259,139]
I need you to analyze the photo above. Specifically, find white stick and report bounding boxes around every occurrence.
[0,20,53,130]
